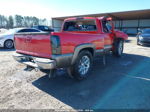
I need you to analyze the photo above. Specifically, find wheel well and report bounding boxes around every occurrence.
[5,39,13,43]
[71,44,95,65]
[79,48,94,56]
[116,38,124,41]
[114,38,124,44]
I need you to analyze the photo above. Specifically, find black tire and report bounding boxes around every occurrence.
[67,50,93,80]
[4,40,14,49]
[113,39,124,57]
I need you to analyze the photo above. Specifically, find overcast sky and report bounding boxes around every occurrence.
[0,0,150,19]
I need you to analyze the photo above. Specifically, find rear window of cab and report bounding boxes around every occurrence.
[63,19,97,32]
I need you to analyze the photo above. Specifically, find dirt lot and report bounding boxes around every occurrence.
[0,37,150,109]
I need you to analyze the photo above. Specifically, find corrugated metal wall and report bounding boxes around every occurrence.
[114,19,150,34]
[52,19,63,32]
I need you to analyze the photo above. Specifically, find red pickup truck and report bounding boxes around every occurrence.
[13,16,128,80]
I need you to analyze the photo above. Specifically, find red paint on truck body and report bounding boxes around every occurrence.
[14,16,128,58]
[15,34,52,58]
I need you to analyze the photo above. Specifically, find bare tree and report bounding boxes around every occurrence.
[8,16,14,28]
[0,15,8,28]
[15,15,23,27]
[0,14,50,28]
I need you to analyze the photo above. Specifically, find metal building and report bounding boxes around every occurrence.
[52,9,150,34]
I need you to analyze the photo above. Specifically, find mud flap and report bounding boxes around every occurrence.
[48,69,57,78]
[103,50,106,66]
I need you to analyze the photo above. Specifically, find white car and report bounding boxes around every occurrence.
[0,28,8,34]
[0,28,42,49]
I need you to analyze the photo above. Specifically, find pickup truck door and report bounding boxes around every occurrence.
[101,21,114,47]
[103,32,113,46]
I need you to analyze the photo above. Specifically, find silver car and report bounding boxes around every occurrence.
[0,28,42,49]
[137,28,150,46]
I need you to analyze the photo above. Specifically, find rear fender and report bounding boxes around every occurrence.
[71,43,95,65]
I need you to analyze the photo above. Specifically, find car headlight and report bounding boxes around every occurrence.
[139,35,143,40]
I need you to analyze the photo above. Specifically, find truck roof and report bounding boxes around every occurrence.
[64,16,110,21]
[64,17,97,21]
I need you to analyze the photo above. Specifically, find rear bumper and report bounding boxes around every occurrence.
[13,53,56,69]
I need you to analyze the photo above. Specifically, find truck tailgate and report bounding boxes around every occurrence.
[14,33,52,58]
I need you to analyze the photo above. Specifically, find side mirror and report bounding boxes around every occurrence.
[137,28,142,35]
[110,20,114,33]
[106,17,114,33]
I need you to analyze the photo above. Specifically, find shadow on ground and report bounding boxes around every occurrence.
[140,44,150,47]
[32,53,150,109]
[125,39,132,43]
[0,48,15,52]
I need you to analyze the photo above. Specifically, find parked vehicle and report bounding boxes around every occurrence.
[32,25,54,32]
[137,28,150,45]
[0,28,8,34]
[13,17,128,80]
[0,28,43,49]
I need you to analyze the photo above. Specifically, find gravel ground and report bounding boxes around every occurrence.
[0,37,150,110]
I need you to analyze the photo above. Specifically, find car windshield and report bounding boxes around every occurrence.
[142,29,150,34]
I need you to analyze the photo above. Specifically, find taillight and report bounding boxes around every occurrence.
[51,35,61,54]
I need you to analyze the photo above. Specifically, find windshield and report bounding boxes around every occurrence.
[142,29,150,34]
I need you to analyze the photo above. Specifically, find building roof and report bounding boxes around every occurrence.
[52,9,150,20]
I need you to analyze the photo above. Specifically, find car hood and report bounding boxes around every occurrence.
[141,34,150,38]
[0,34,14,38]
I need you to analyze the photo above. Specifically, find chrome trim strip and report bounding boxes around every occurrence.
[13,53,56,69]
[104,45,112,49]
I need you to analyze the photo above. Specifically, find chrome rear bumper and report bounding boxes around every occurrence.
[13,53,56,69]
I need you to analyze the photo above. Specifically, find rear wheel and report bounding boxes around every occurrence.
[113,39,124,57]
[67,50,93,80]
[4,40,14,49]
